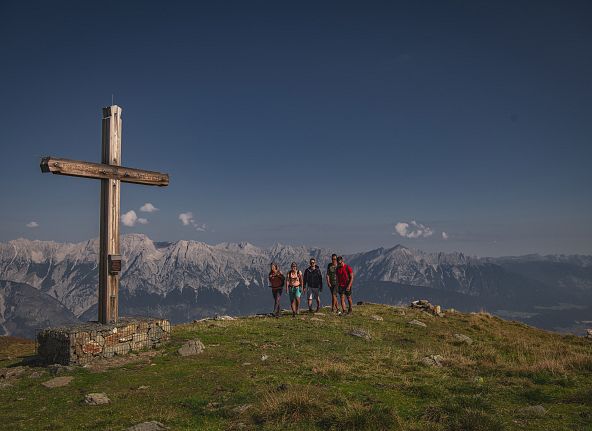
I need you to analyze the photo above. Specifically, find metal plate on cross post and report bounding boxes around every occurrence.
[108,254,122,274]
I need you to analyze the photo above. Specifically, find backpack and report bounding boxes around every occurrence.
[270,272,285,288]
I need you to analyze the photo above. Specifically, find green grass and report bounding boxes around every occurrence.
[1,304,591,430]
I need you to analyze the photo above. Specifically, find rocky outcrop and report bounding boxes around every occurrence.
[409,299,444,316]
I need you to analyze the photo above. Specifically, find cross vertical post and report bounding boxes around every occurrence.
[99,105,122,323]
[40,104,169,325]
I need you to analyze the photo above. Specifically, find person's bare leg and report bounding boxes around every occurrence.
[295,297,300,314]
[315,294,320,312]
[340,294,346,313]
[276,292,282,316]
[347,295,353,313]
[308,295,313,312]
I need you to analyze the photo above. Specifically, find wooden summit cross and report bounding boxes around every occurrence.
[40,105,169,324]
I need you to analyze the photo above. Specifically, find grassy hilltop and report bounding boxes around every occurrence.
[0,304,591,431]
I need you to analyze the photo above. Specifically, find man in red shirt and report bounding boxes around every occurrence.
[336,256,354,315]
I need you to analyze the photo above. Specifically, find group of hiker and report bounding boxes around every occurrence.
[268,254,354,317]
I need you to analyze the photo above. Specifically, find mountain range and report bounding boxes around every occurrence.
[1,234,590,338]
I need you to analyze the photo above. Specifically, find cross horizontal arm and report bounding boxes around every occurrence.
[40,157,169,186]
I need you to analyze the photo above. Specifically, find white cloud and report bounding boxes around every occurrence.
[394,220,434,239]
[179,212,193,226]
[394,222,410,237]
[179,212,207,231]
[26,221,39,228]
[442,232,449,240]
[140,203,158,213]
[121,210,148,227]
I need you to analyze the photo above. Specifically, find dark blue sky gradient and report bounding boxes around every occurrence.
[1,1,591,255]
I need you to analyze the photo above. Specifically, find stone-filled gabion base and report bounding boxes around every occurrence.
[37,318,171,365]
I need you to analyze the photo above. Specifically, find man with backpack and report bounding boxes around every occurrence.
[303,258,323,313]
[336,256,354,315]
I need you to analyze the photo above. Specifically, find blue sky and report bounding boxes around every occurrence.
[1,1,591,256]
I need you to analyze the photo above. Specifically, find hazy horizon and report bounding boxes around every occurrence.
[5,231,591,259]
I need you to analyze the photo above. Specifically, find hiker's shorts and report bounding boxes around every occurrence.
[338,286,352,297]
[307,287,320,301]
[289,286,302,301]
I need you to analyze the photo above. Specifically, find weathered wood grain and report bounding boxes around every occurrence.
[98,105,122,324]
[39,157,169,186]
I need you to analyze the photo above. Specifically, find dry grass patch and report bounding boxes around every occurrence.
[0,336,34,362]
[250,384,324,425]
[494,333,592,374]
[410,342,477,370]
[311,361,350,380]
[248,384,402,430]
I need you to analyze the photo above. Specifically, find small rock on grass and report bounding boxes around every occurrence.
[126,421,169,431]
[0,366,27,379]
[453,333,473,345]
[41,376,73,388]
[519,405,547,417]
[310,317,323,322]
[370,315,384,321]
[408,319,427,328]
[421,355,444,367]
[348,328,371,340]
[261,355,269,361]
[84,392,111,405]
[178,339,205,357]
